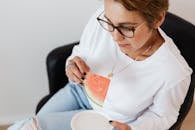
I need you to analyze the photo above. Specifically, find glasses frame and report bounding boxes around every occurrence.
[97,12,145,38]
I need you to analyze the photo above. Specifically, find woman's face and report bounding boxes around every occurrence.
[104,0,154,54]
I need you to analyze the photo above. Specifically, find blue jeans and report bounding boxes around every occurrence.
[8,83,92,130]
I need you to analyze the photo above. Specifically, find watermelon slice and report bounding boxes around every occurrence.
[83,73,110,106]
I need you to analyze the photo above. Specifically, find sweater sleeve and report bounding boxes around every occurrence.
[129,75,191,130]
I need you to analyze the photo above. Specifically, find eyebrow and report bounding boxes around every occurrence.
[104,15,137,26]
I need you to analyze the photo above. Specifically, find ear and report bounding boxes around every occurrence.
[153,11,166,29]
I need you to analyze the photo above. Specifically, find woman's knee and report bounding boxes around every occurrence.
[20,118,40,130]
[7,118,40,130]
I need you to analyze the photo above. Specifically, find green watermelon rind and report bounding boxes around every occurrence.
[83,84,103,107]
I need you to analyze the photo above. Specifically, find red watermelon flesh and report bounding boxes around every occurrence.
[83,73,110,106]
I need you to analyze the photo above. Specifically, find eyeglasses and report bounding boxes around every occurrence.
[97,12,145,38]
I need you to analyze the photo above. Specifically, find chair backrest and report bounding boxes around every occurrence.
[161,12,195,130]
[46,42,78,95]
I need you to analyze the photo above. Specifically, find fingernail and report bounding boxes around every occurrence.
[81,74,86,80]
[109,120,113,124]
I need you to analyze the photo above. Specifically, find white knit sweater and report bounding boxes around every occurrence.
[67,6,192,130]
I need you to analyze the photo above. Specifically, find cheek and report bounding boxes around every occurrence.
[124,37,143,50]
[129,28,152,49]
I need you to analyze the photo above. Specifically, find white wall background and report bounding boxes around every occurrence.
[0,0,194,125]
[0,0,102,124]
[169,0,195,24]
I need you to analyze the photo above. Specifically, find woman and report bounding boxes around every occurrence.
[9,0,192,130]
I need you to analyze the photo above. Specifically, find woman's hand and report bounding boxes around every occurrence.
[109,121,132,130]
[66,56,90,84]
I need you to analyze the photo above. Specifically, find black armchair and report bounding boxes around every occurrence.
[36,12,195,130]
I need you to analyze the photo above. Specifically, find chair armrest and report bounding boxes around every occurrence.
[46,42,79,94]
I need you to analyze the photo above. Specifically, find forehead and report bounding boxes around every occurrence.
[104,0,144,25]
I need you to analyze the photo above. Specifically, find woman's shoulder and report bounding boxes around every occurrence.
[155,29,192,81]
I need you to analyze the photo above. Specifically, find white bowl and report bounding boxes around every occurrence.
[71,110,113,130]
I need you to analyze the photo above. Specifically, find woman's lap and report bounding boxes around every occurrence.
[38,83,92,115]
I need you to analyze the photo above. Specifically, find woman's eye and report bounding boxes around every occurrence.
[120,27,134,31]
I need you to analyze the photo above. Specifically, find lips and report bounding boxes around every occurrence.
[118,44,130,48]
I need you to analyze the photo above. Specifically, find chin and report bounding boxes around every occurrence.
[119,48,128,54]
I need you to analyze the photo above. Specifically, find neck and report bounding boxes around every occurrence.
[128,29,162,61]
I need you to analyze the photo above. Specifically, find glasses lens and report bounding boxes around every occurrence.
[119,27,134,38]
[98,20,114,32]
[97,12,135,38]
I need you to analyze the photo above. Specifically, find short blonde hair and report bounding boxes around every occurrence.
[114,0,169,27]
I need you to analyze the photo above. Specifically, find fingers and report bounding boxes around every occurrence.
[109,120,131,130]
[66,56,90,84]
[73,56,90,74]
[66,65,83,83]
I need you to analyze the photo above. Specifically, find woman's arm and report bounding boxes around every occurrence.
[128,76,191,130]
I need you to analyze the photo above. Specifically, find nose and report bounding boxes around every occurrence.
[111,29,124,42]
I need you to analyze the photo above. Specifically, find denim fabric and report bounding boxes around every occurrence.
[8,83,92,130]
